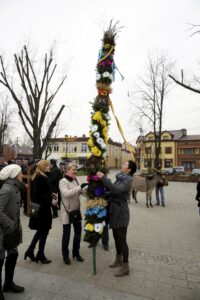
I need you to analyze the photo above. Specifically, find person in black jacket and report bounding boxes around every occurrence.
[24,160,58,264]
[97,160,137,277]
[195,176,200,214]
[49,159,62,218]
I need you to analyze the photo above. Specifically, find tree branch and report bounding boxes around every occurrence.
[169,74,200,94]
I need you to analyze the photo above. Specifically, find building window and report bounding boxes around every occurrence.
[68,143,77,152]
[182,162,195,169]
[81,143,87,152]
[180,148,197,155]
[53,143,59,152]
[165,147,172,154]
[163,135,169,140]
[145,147,151,155]
[164,159,173,167]
[148,136,153,141]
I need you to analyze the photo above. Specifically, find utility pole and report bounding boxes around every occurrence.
[139,127,144,171]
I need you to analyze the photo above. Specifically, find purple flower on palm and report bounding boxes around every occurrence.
[95,187,105,197]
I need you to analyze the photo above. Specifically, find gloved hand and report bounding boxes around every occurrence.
[81,183,88,189]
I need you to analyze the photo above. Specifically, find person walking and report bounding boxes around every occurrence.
[0,164,25,299]
[59,163,84,265]
[24,160,57,264]
[97,160,137,277]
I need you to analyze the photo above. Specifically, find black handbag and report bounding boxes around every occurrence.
[68,209,82,223]
[29,202,40,230]
[30,202,40,218]
[61,200,82,224]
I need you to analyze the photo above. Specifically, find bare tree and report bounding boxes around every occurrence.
[0,97,10,157]
[0,45,66,158]
[133,53,174,169]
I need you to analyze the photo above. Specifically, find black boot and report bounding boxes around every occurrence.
[3,252,24,293]
[35,253,51,264]
[24,248,36,262]
[0,259,5,300]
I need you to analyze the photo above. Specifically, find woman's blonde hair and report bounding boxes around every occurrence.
[64,163,77,173]
[32,160,49,180]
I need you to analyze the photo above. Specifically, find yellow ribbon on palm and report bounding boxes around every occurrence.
[109,98,134,160]
[98,46,114,64]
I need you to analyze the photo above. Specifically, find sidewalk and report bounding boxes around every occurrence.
[4,266,149,300]
[10,178,200,299]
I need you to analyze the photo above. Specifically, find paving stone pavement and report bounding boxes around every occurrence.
[6,173,200,300]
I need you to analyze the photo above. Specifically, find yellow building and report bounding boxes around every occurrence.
[136,130,186,171]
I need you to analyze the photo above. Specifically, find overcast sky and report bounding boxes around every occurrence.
[0,0,200,145]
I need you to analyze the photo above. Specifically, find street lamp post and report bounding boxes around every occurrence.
[64,135,68,162]
[139,127,144,171]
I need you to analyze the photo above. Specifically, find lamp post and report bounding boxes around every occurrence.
[139,127,144,171]
[64,135,68,162]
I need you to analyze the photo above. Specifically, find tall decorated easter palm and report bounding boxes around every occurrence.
[83,21,121,274]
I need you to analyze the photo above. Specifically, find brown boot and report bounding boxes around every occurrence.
[114,262,130,276]
[109,255,122,268]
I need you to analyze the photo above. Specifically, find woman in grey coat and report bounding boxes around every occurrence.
[0,164,25,300]
[97,160,136,277]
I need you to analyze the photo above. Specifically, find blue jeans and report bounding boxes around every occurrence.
[62,222,82,259]
[156,186,165,204]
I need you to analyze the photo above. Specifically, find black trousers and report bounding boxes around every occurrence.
[112,227,129,263]
[29,229,49,257]
[62,222,82,259]
[102,224,109,246]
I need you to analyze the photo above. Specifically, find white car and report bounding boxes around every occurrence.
[173,166,185,175]
[191,169,200,176]
[163,167,173,175]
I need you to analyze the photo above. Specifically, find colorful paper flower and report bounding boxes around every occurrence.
[91,125,98,132]
[94,223,104,233]
[92,111,103,122]
[88,138,94,147]
[93,132,100,138]
[97,209,107,218]
[91,146,102,157]
[85,223,94,232]
[95,187,105,197]
[102,71,110,78]
[96,73,101,80]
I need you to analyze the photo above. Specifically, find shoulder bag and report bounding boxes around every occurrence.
[61,199,82,224]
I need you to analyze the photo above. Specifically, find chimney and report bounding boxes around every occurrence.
[181,128,187,137]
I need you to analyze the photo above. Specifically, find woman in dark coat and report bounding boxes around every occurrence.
[0,164,25,298]
[97,160,136,277]
[24,160,57,264]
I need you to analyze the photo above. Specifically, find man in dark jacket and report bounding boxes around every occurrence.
[49,159,62,218]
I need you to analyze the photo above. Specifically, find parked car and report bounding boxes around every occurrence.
[173,166,185,175]
[191,168,200,176]
[163,167,173,175]
[77,164,84,171]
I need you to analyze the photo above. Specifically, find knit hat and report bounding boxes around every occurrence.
[0,164,22,180]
